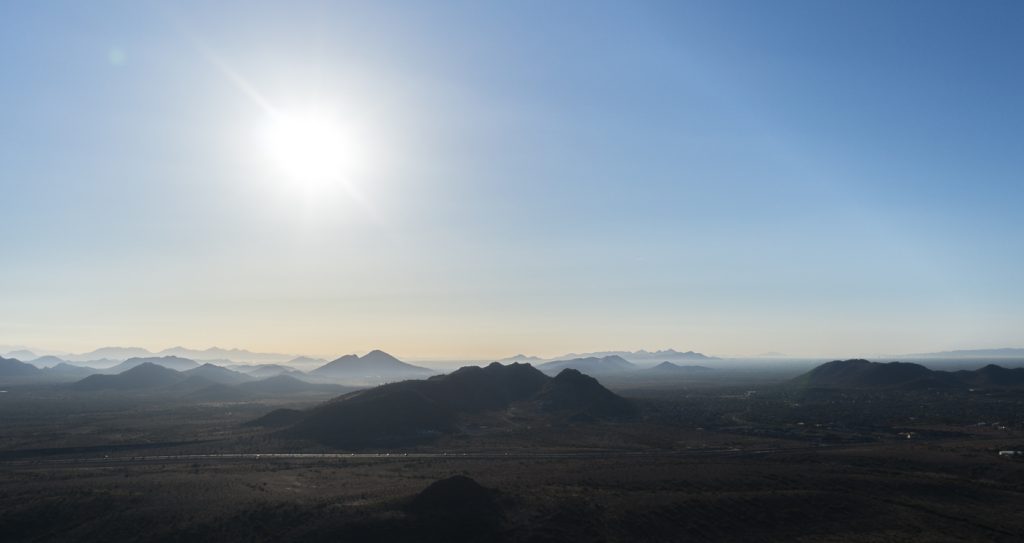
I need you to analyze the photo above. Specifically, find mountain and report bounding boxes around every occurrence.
[52,358,123,369]
[0,356,43,377]
[554,349,719,363]
[644,361,714,374]
[533,369,637,418]
[954,364,1024,388]
[902,348,1024,359]
[66,347,153,362]
[70,363,187,390]
[5,349,37,361]
[537,355,635,375]
[497,354,544,363]
[310,350,434,380]
[44,363,100,378]
[792,359,1024,390]
[406,475,502,527]
[230,364,306,379]
[288,356,326,366]
[183,363,252,385]
[256,362,634,447]
[107,356,200,373]
[60,346,301,364]
[156,346,296,364]
[793,359,945,389]
[27,355,68,368]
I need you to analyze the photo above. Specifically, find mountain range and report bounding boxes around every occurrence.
[67,362,355,399]
[59,346,299,364]
[537,355,635,375]
[554,349,719,363]
[106,356,201,373]
[499,349,718,365]
[898,348,1024,359]
[255,362,635,447]
[0,349,435,385]
[794,359,1024,390]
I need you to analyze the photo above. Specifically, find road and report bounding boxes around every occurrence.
[0,446,833,468]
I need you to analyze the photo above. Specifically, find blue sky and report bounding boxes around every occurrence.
[1,1,1022,358]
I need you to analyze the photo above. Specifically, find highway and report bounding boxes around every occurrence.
[0,446,825,468]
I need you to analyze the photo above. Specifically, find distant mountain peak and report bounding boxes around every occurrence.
[310,350,433,380]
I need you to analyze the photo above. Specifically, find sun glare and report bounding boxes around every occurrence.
[262,109,356,187]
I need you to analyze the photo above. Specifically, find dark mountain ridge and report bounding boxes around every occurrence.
[256,362,635,447]
[794,359,1024,390]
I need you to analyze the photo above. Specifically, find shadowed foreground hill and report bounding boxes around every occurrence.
[794,359,1024,390]
[255,362,636,447]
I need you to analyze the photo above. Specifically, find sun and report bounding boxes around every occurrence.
[261,109,356,187]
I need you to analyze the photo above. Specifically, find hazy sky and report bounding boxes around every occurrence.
[2,1,1022,359]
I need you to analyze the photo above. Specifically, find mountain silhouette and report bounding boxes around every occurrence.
[792,359,1024,390]
[258,362,634,447]
[44,362,99,378]
[554,349,718,362]
[229,363,306,379]
[645,361,714,373]
[183,363,252,385]
[954,364,1024,388]
[404,475,504,542]
[4,349,37,361]
[156,346,296,364]
[0,356,42,377]
[67,346,153,362]
[287,356,326,366]
[107,356,200,373]
[901,347,1024,359]
[71,363,187,390]
[534,369,638,417]
[26,355,66,368]
[310,350,433,380]
[538,355,635,375]
[497,354,544,363]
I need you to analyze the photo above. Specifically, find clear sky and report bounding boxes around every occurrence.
[2,1,1022,359]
